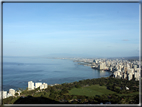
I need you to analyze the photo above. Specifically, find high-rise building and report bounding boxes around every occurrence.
[113,71,118,78]
[3,91,7,99]
[9,89,15,96]
[127,68,134,74]
[28,81,34,90]
[119,65,122,70]
[134,65,137,69]
[128,73,132,81]
[43,83,48,89]
[40,84,44,90]
[130,63,133,68]
[135,68,140,73]
[99,63,106,70]
[124,67,127,74]
[124,73,127,79]
[35,82,42,88]
[127,64,130,70]
[40,83,48,90]
[135,72,140,81]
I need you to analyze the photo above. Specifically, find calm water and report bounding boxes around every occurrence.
[3,56,111,91]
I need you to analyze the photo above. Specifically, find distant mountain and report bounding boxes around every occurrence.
[122,56,139,60]
[42,53,101,58]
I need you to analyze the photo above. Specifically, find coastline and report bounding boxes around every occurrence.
[3,58,112,92]
[76,60,113,73]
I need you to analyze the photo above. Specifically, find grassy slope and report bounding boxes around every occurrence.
[68,84,139,97]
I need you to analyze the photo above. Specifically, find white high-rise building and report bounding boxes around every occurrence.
[113,71,118,78]
[40,83,48,90]
[135,68,140,73]
[127,68,134,74]
[3,91,7,99]
[9,89,15,96]
[99,63,106,70]
[0,91,1,100]
[127,63,130,69]
[124,73,127,79]
[128,73,132,81]
[28,81,34,90]
[135,72,140,81]
[43,83,48,89]
[117,71,120,76]
[35,82,42,88]
[134,65,137,69]
[119,65,122,70]
[40,84,44,90]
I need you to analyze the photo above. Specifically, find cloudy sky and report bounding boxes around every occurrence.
[3,3,139,58]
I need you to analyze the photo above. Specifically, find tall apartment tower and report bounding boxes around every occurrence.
[99,63,106,70]
[35,82,42,88]
[128,73,132,81]
[28,81,34,90]
[134,65,137,69]
[124,67,127,74]
[9,89,15,96]
[3,91,7,99]
[40,83,48,90]
[127,63,130,69]
[43,83,48,89]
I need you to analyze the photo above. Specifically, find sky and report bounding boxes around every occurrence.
[3,3,140,58]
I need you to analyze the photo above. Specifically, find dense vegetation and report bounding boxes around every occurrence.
[3,77,140,104]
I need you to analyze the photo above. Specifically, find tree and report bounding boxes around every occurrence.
[49,93,56,99]
[75,85,81,88]
[60,89,68,95]
[15,93,19,96]
[50,88,55,94]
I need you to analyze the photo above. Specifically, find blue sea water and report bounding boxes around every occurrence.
[3,56,111,91]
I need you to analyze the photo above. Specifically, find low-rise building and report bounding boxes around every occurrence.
[126,87,129,90]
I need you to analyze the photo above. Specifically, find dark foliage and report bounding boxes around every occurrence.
[3,77,140,104]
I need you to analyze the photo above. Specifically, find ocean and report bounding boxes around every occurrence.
[3,56,111,91]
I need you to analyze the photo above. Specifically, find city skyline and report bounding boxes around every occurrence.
[3,3,140,58]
